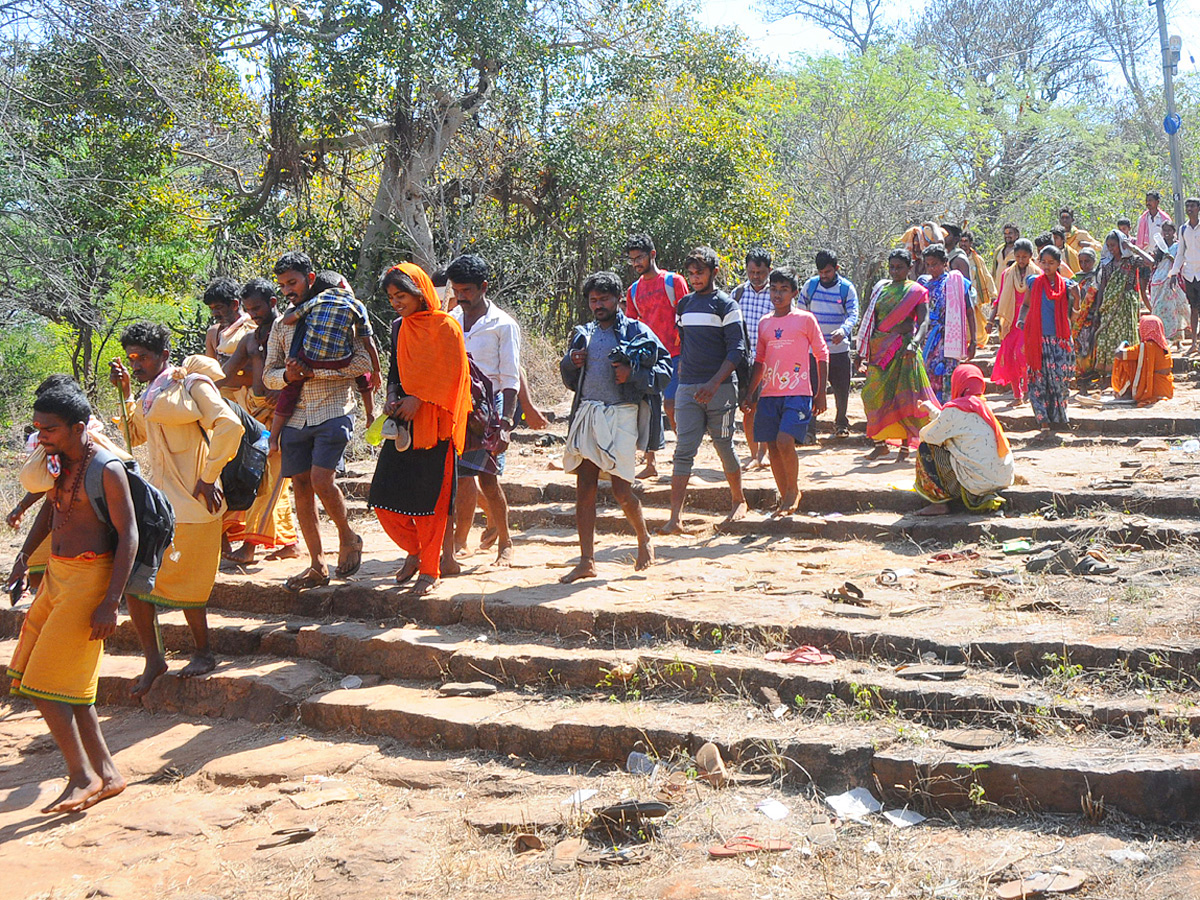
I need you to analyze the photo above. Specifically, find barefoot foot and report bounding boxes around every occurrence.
[721,501,749,526]
[82,774,127,810]
[559,560,598,584]
[179,652,216,679]
[634,543,655,571]
[479,527,499,551]
[658,518,690,536]
[410,574,438,596]
[864,444,889,460]
[131,660,168,699]
[440,556,462,577]
[916,502,950,516]
[264,543,300,561]
[777,492,800,516]
[494,544,514,568]
[223,543,256,565]
[394,555,420,585]
[41,775,102,814]
[636,463,658,480]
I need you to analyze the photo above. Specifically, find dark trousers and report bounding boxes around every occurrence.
[809,351,852,431]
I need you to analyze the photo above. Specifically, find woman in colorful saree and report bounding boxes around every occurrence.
[1071,247,1102,379]
[857,248,938,463]
[1093,230,1153,376]
[914,363,1013,516]
[368,262,473,596]
[1148,222,1189,346]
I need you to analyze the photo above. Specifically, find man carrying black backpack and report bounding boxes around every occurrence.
[6,385,136,813]
[109,322,243,697]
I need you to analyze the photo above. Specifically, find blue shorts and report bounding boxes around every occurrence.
[664,357,681,402]
[754,395,813,443]
[457,448,505,478]
[280,415,353,477]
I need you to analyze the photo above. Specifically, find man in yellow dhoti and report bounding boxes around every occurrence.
[109,322,242,697]
[216,278,299,565]
[7,385,136,813]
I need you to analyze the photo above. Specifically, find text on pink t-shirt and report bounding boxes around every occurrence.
[755,309,829,397]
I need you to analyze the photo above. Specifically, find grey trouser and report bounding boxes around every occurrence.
[672,381,739,478]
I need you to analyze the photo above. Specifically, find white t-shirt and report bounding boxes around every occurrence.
[452,301,522,394]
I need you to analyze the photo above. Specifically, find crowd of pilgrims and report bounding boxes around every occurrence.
[7,196,1199,814]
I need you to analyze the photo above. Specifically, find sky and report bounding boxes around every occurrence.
[694,0,1200,80]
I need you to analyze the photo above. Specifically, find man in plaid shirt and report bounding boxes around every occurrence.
[264,253,373,592]
[272,272,380,453]
[731,248,773,469]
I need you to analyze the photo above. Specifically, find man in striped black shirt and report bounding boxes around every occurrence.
[661,247,748,535]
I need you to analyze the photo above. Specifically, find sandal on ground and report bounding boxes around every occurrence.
[708,836,792,858]
[764,645,836,665]
[284,567,330,592]
[335,534,364,579]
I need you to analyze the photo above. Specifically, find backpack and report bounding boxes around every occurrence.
[628,272,681,310]
[85,445,176,596]
[802,276,852,308]
[197,400,269,512]
[464,355,503,472]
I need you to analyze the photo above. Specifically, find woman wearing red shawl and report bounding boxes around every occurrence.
[914,363,1014,515]
[1112,315,1174,406]
[368,263,472,595]
[1019,246,1076,430]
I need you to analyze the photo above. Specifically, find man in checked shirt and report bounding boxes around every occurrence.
[265,253,376,592]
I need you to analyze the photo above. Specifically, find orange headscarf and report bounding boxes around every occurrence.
[941,364,1011,458]
[390,262,472,453]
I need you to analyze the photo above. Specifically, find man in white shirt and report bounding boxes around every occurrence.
[446,254,520,567]
[1169,197,1200,357]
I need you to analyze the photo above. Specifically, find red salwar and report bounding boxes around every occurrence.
[374,446,455,579]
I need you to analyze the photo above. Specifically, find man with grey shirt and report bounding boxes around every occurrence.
[559,272,671,583]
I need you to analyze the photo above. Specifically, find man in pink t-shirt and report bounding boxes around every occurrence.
[741,266,828,516]
[624,233,688,479]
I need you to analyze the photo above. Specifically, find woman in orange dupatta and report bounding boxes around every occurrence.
[1112,315,1174,406]
[369,263,472,595]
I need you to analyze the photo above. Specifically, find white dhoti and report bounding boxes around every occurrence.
[563,401,639,484]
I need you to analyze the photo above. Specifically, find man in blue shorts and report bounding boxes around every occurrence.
[264,251,370,592]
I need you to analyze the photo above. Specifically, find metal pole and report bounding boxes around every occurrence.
[1154,0,1185,225]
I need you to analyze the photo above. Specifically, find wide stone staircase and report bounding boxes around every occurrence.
[5,349,1200,827]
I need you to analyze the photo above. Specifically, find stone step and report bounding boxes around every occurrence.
[0,638,332,723]
[297,680,1200,824]
[158,558,1200,681]
[492,503,1200,550]
[8,605,1191,739]
[13,608,1183,740]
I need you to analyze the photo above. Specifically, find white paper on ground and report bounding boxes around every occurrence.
[826,787,882,821]
[756,798,789,820]
[561,788,598,806]
[882,808,925,827]
[1107,848,1150,863]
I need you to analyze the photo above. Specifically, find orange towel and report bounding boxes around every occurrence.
[133,519,222,609]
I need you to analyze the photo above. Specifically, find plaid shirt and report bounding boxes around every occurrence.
[733,281,773,358]
[291,287,372,362]
[263,315,372,428]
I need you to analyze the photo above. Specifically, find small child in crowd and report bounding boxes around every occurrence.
[274,271,381,451]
